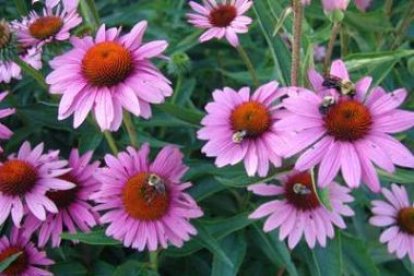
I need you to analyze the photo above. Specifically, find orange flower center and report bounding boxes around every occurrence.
[28,16,63,40]
[209,4,237,27]
[82,42,134,87]
[230,101,271,137]
[0,246,28,275]
[284,171,320,210]
[0,160,38,196]
[397,207,414,235]
[46,173,78,209]
[324,100,372,141]
[122,172,169,221]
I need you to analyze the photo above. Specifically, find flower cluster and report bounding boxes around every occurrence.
[0,0,413,274]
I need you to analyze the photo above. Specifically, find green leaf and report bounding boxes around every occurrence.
[251,223,298,276]
[61,229,121,246]
[211,233,247,276]
[253,1,291,85]
[0,252,21,273]
[156,103,203,126]
[344,11,392,33]
[112,260,157,276]
[311,232,343,276]
[192,221,234,268]
[378,168,414,184]
[51,262,88,276]
[344,50,414,72]
[342,234,380,276]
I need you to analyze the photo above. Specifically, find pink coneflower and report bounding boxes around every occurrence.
[369,184,414,262]
[187,0,253,47]
[92,144,203,251]
[197,81,288,177]
[46,21,172,131]
[276,60,414,192]
[23,149,100,248]
[0,141,75,227]
[0,228,53,276]
[12,0,81,48]
[248,170,354,249]
[0,92,15,152]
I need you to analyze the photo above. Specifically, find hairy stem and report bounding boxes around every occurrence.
[149,251,158,272]
[103,131,118,154]
[123,112,139,148]
[291,0,303,86]
[324,22,341,74]
[236,45,259,87]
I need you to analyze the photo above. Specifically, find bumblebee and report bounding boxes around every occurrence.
[322,75,356,97]
[232,130,247,144]
[293,183,312,195]
[142,174,166,203]
[319,95,335,115]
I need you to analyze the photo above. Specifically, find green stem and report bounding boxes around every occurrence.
[291,0,303,86]
[236,45,259,87]
[13,57,48,90]
[149,251,158,272]
[103,131,118,154]
[13,0,28,16]
[123,112,139,148]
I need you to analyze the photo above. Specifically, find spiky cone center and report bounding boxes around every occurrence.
[209,4,237,27]
[81,41,134,87]
[397,207,414,235]
[0,160,38,196]
[230,101,271,138]
[0,246,28,275]
[324,100,372,141]
[28,16,64,40]
[0,20,11,49]
[46,173,78,209]
[122,172,170,221]
[284,171,320,211]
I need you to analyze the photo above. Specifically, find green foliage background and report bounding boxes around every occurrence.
[0,0,414,275]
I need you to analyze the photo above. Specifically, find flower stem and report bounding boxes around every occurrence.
[291,0,303,86]
[13,57,48,90]
[85,0,100,27]
[236,45,259,87]
[123,112,139,148]
[149,251,158,272]
[323,22,341,74]
[171,74,183,103]
[103,131,118,154]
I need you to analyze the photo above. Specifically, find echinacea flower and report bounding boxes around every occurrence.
[187,0,253,47]
[248,170,354,249]
[0,141,75,227]
[12,0,81,48]
[0,228,53,276]
[0,20,42,83]
[276,60,414,192]
[197,81,288,177]
[46,21,172,131]
[23,149,100,248]
[0,92,15,152]
[369,184,414,262]
[93,144,203,251]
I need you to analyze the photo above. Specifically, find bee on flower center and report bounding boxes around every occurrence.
[319,95,336,115]
[322,75,356,97]
[141,173,167,204]
[293,183,312,195]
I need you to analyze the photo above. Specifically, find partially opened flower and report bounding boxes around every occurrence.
[0,92,15,152]
[46,21,172,131]
[187,0,253,47]
[321,0,350,12]
[0,20,42,83]
[23,149,100,248]
[198,81,288,177]
[369,184,414,262]
[93,144,203,251]
[0,228,53,276]
[276,60,414,192]
[248,170,354,249]
[12,0,81,48]
[0,141,75,227]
